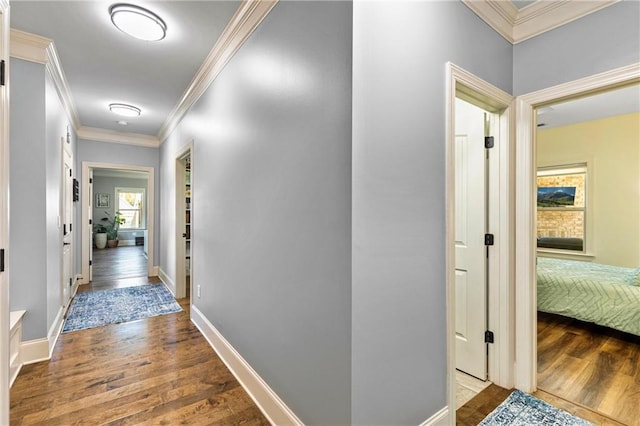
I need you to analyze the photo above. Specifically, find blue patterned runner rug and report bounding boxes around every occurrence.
[63,284,182,333]
[479,390,593,426]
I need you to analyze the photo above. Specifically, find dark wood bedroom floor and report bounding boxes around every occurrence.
[537,312,640,425]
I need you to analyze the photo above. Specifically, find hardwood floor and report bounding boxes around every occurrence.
[457,313,639,425]
[10,279,269,425]
[456,384,627,425]
[92,245,147,282]
[537,312,640,425]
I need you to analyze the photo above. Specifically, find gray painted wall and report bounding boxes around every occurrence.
[352,2,512,424]
[160,2,352,424]
[513,0,640,95]
[9,59,48,341]
[9,58,77,341]
[77,140,159,265]
[92,176,148,242]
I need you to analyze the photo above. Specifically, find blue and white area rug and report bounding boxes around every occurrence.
[63,284,182,333]
[479,390,593,426]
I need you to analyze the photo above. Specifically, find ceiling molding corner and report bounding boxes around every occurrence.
[11,28,81,130]
[45,43,81,130]
[77,126,161,148]
[157,0,279,143]
[462,0,515,43]
[10,28,51,63]
[463,0,619,45]
[512,0,619,43]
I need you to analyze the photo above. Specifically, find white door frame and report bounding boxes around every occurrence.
[514,62,640,392]
[0,0,10,422]
[446,62,514,420]
[81,162,155,283]
[61,139,74,307]
[174,140,193,300]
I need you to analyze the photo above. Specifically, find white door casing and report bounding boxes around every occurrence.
[0,0,10,422]
[62,141,73,307]
[454,98,488,380]
[88,168,93,281]
[174,140,193,300]
[446,62,514,424]
[81,162,155,284]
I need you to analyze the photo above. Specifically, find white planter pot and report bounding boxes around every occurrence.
[95,232,107,249]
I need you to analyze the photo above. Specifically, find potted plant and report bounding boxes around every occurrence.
[102,210,126,248]
[93,223,108,249]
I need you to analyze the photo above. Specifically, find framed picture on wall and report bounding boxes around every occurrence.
[96,193,110,208]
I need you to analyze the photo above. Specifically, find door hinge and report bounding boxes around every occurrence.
[485,330,494,344]
[63,224,67,236]
[89,219,92,225]
[70,223,72,233]
[484,136,494,149]
[484,233,494,246]
[89,178,93,184]
[70,169,72,177]
[89,260,92,266]
[69,278,72,287]
[0,248,4,272]
[0,60,5,86]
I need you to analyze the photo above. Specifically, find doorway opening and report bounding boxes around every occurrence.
[532,84,640,424]
[174,141,193,301]
[446,62,514,420]
[89,168,150,289]
[514,64,639,397]
[81,162,155,287]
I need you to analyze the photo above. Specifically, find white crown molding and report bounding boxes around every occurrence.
[462,0,619,44]
[10,28,81,129]
[10,28,50,63]
[157,0,279,143]
[77,126,161,148]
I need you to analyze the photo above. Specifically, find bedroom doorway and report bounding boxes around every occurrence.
[514,64,639,425]
[533,84,640,424]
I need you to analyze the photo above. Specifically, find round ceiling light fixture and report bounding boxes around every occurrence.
[109,4,167,41]
[109,103,141,117]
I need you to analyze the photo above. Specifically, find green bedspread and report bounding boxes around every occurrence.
[537,257,640,336]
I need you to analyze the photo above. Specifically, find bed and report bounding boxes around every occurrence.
[537,257,640,336]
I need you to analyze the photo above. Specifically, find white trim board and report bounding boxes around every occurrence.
[462,0,618,44]
[21,305,65,366]
[514,63,640,392]
[445,62,514,424]
[190,305,303,426]
[158,267,176,297]
[419,407,449,426]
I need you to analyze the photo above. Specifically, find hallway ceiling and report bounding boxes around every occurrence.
[11,1,241,136]
[10,1,637,142]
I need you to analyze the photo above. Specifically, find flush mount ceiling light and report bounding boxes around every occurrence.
[109,103,141,117]
[109,4,167,41]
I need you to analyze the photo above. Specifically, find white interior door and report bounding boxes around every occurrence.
[62,144,74,307]
[88,168,93,281]
[454,98,488,380]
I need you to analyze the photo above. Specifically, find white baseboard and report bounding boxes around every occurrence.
[118,240,135,246]
[21,305,65,366]
[191,305,303,426]
[420,406,450,426]
[21,338,50,365]
[151,265,159,277]
[158,267,175,296]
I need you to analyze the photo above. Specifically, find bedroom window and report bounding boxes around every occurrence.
[536,164,587,252]
[116,187,145,229]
